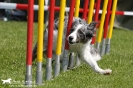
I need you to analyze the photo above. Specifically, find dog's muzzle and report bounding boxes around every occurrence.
[68,36,75,44]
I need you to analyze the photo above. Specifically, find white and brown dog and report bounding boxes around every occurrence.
[33,17,112,75]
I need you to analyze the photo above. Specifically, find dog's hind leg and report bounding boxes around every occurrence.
[82,53,112,75]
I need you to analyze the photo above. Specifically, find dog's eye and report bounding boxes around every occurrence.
[78,30,83,34]
[77,30,85,39]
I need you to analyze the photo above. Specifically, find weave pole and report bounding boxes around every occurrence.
[54,0,66,77]
[91,0,101,45]
[25,0,34,86]
[46,0,55,80]
[105,0,118,54]
[100,0,112,56]
[36,0,44,85]
[74,0,80,17]
[87,0,95,24]
[82,0,89,20]
[94,0,101,23]
[62,0,76,71]
[96,0,109,51]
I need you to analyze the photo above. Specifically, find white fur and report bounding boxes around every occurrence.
[68,39,112,75]
[68,24,83,43]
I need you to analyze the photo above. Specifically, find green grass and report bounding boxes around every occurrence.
[0,21,133,88]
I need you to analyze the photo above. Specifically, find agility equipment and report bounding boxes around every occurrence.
[55,0,66,77]
[1,2,133,15]
[101,0,113,56]
[91,0,101,45]
[62,0,76,71]
[96,0,109,51]
[0,0,121,86]
[36,0,44,85]
[45,0,55,80]
[25,0,34,86]
[105,0,118,54]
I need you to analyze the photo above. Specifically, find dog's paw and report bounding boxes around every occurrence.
[103,69,112,75]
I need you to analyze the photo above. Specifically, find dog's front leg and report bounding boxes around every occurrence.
[81,53,112,75]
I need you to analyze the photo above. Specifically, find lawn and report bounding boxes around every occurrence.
[0,21,133,88]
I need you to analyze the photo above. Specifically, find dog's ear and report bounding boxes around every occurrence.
[86,22,98,38]
[87,21,98,31]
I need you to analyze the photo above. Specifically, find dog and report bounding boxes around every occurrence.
[1,78,12,84]
[32,16,112,75]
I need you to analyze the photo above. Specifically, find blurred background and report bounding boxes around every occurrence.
[0,0,133,30]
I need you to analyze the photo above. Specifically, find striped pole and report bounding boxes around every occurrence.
[25,0,34,86]
[54,0,66,77]
[96,0,109,51]
[46,0,55,80]
[62,0,76,71]
[105,0,118,54]
[0,2,133,16]
[87,0,95,24]
[91,0,101,45]
[36,0,44,85]
[100,0,112,56]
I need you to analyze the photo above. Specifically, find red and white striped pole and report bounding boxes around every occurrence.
[1,2,133,16]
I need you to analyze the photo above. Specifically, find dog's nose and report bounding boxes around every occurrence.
[68,36,73,41]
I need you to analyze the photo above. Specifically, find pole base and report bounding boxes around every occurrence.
[45,58,52,80]
[62,50,69,72]
[100,38,106,56]
[105,44,110,54]
[54,55,60,77]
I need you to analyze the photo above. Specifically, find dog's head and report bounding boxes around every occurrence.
[67,19,97,45]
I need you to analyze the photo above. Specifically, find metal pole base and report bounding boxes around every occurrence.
[25,75,32,86]
[96,42,100,52]
[54,55,60,77]
[62,50,69,72]
[105,38,111,54]
[100,38,106,56]
[25,65,32,86]
[36,71,42,85]
[105,44,110,54]
[45,58,52,80]
[36,62,42,85]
